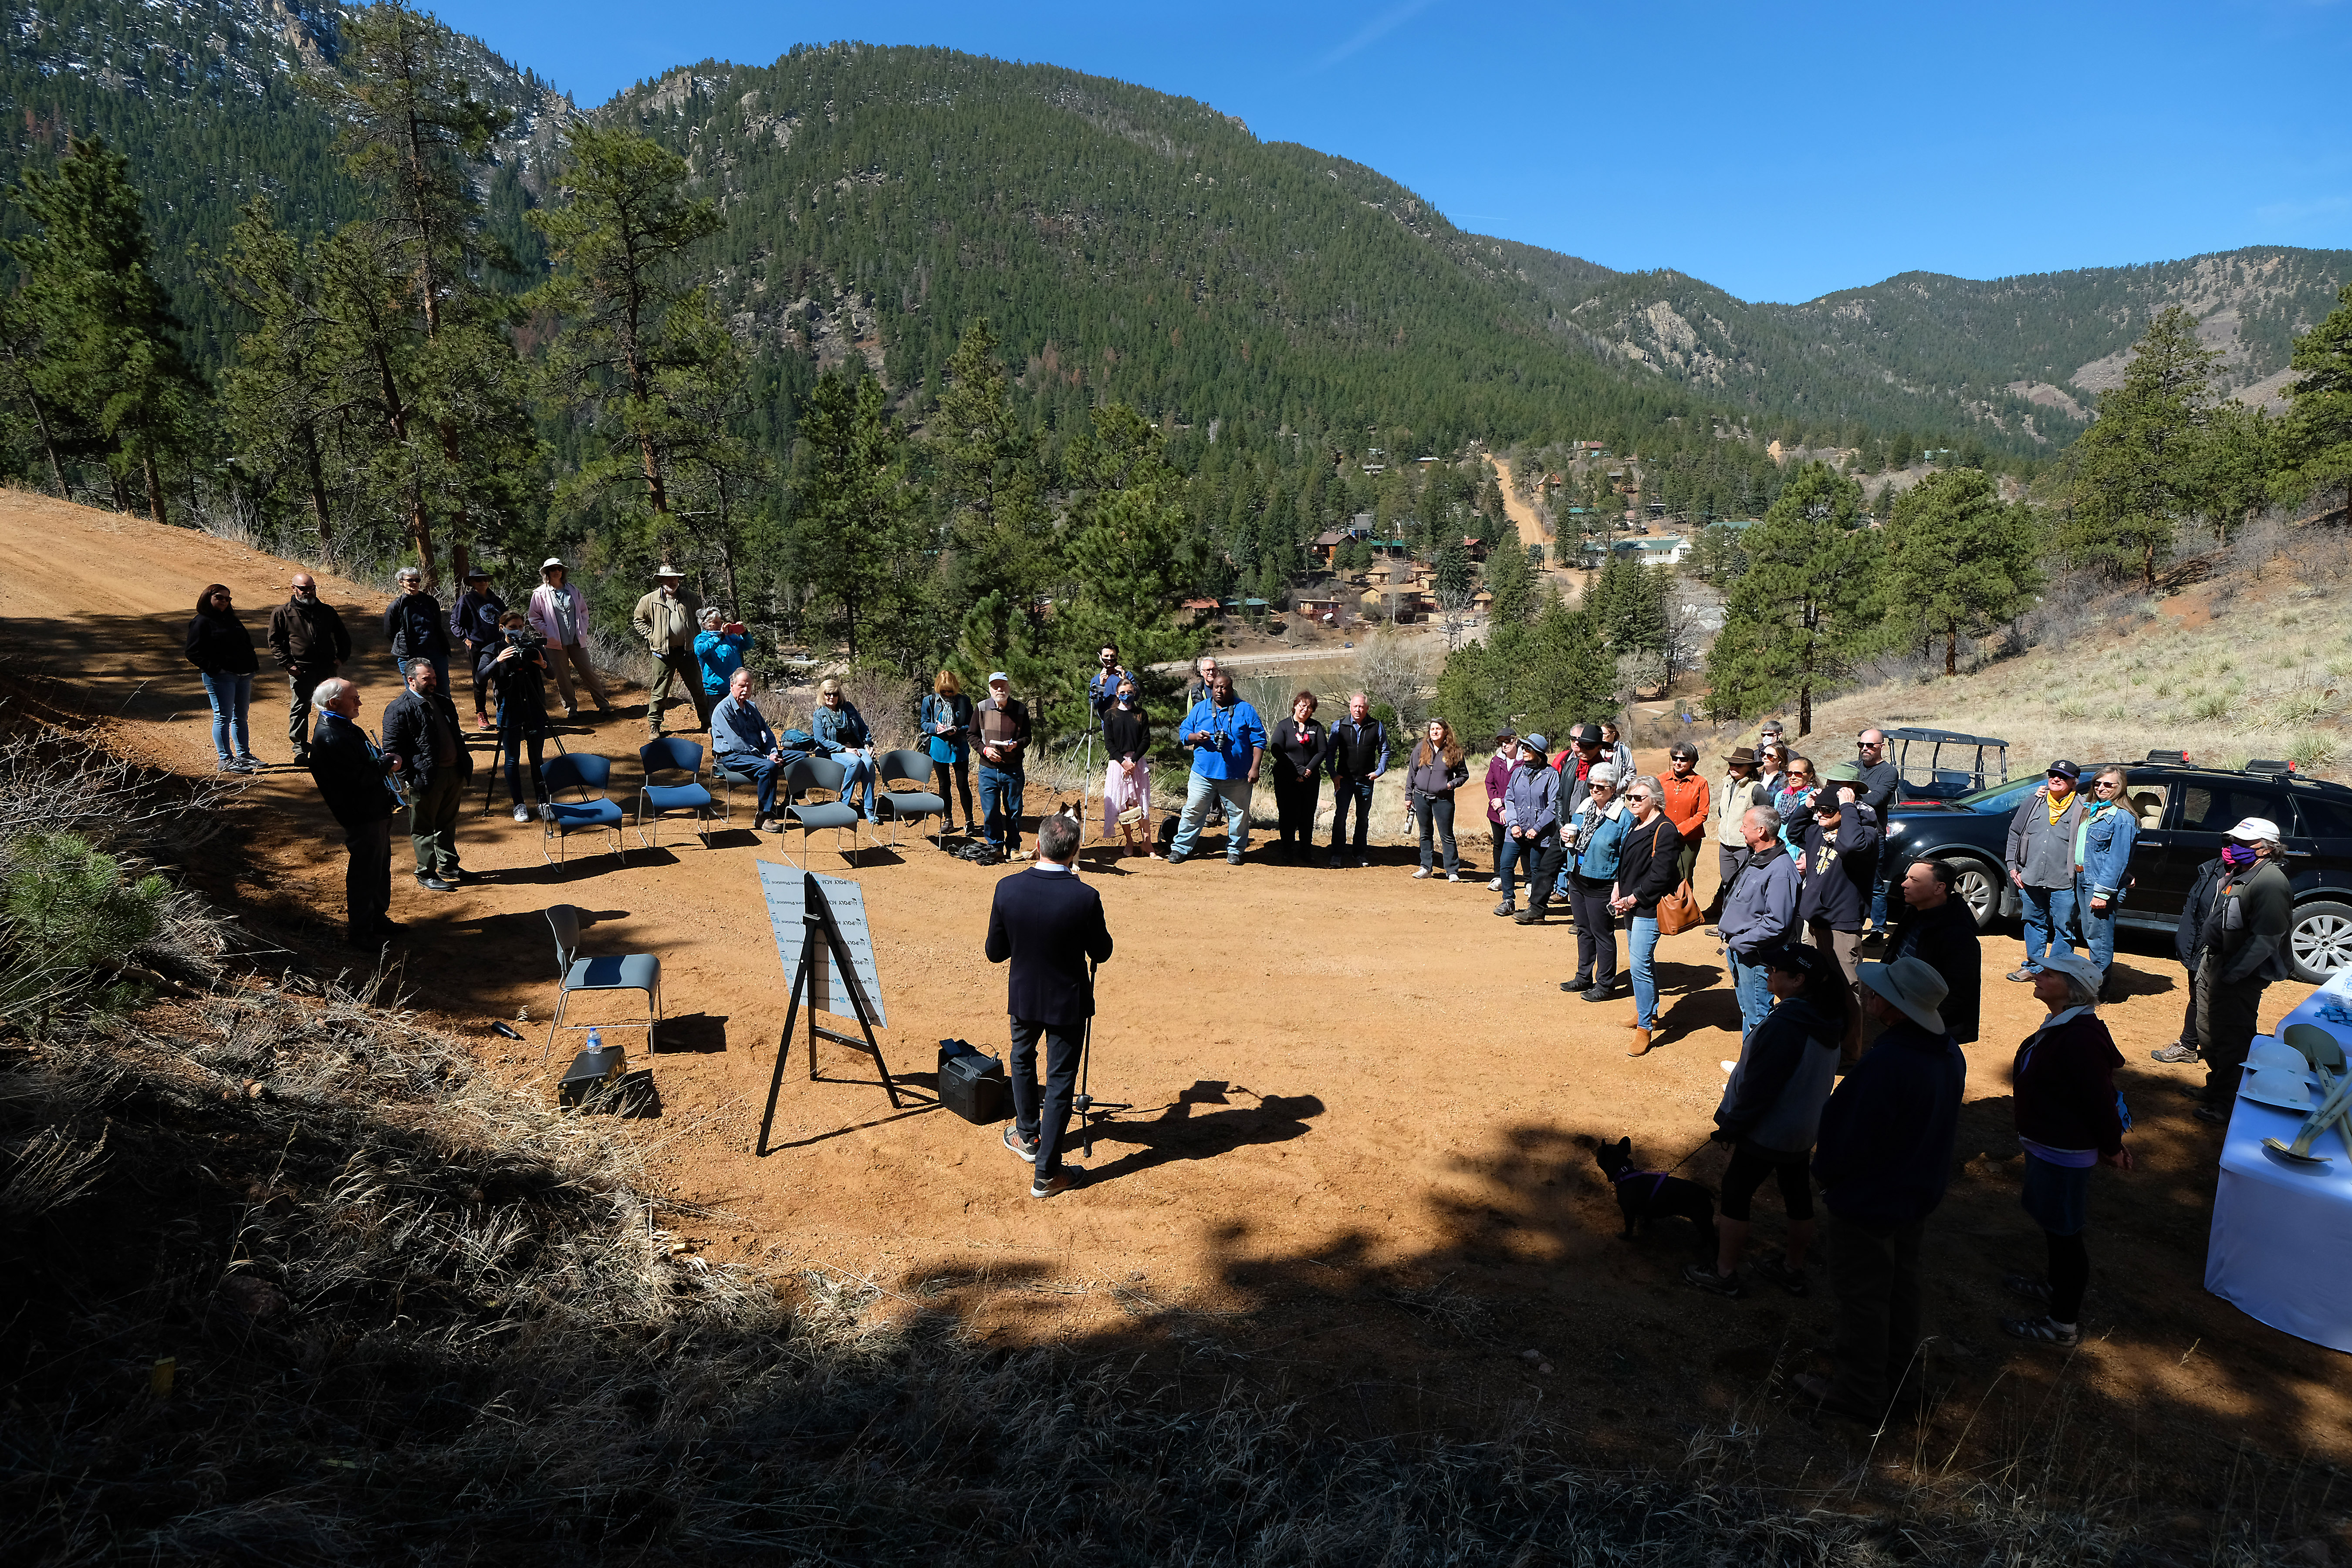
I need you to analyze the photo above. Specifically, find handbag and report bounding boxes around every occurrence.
[1657,880,1703,936]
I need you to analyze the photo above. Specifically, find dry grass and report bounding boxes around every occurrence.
[1796,537,2352,780]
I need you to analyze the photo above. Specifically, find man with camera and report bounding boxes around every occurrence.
[381,660,474,892]
[450,566,506,731]
[480,608,554,823]
[1087,644,1126,719]
[306,678,401,946]
[986,812,1114,1199]
[1169,670,1267,865]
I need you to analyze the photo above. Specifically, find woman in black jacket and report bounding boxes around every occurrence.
[1406,717,1470,880]
[2002,953,2130,1348]
[1611,774,1684,1055]
[481,608,554,822]
[1100,674,1156,860]
[186,583,262,772]
[1268,691,1329,860]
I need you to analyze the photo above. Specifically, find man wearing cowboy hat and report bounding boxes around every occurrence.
[1707,744,1768,919]
[632,565,704,736]
[528,558,610,720]
[1796,955,1966,1423]
[2192,816,2295,1122]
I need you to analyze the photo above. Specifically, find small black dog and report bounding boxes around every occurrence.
[1594,1136,1714,1243]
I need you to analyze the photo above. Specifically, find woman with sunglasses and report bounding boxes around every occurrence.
[1770,756,1817,854]
[2073,766,2137,996]
[1611,774,1684,1055]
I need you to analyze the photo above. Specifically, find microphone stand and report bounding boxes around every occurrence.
[1073,958,1130,1158]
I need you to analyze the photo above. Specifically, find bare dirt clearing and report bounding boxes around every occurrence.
[4,490,2345,1521]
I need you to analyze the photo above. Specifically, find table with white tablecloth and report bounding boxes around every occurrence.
[2204,969,2352,1354]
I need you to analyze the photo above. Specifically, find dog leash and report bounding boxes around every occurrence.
[1612,1136,1717,1208]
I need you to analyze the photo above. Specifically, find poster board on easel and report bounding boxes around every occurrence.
[754,861,900,1154]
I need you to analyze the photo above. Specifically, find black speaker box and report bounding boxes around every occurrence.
[939,1049,1010,1125]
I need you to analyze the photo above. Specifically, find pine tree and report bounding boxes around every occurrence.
[2278,282,2352,520]
[789,368,906,663]
[932,318,1052,611]
[1058,404,1203,686]
[1703,462,1881,733]
[2061,306,2220,591]
[530,123,724,533]
[1880,467,2040,676]
[6,136,204,522]
[1482,520,1534,626]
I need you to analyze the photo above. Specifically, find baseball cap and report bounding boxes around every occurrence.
[2227,817,2283,844]
[1757,944,1820,977]
[987,671,1010,685]
[2046,759,2081,781]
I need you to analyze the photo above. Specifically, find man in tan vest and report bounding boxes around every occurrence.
[630,566,703,736]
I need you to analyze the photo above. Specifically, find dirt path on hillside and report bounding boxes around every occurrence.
[1486,453,1585,605]
[5,491,2346,1502]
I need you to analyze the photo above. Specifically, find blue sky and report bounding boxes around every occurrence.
[438,0,2352,304]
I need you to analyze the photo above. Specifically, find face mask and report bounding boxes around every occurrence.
[2223,843,2259,868]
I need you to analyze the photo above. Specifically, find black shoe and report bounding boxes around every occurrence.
[1560,975,1592,993]
[1581,983,1618,1003]
[1752,1254,1810,1297]
[1682,1263,1744,1298]
[2191,1103,2227,1125]
[1031,1170,1081,1199]
[417,875,457,893]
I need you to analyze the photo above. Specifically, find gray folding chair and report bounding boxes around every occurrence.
[544,903,662,1058]
[780,756,862,868]
[873,748,947,848]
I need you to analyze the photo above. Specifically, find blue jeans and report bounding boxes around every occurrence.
[1494,831,1521,886]
[835,748,877,815]
[1629,915,1662,1028]
[2075,879,2116,976]
[1731,950,1774,1041]
[977,764,1024,851]
[1173,771,1254,860]
[200,671,254,763]
[1869,877,1891,933]
[1330,776,1375,855]
[2018,883,2078,971]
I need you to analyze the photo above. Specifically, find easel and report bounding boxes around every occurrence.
[755,871,900,1155]
[1073,958,1130,1156]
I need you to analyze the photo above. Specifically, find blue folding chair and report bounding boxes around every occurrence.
[713,755,766,826]
[544,903,660,1059]
[781,755,862,868]
[637,736,715,850]
[540,753,628,868]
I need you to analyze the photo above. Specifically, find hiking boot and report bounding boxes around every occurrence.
[1492,901,1517,917]
[2149,1043,2199,1064]
[1682,1263,1744,1298]
[1513,907,1544,925]
[1628,1027,1651,1057]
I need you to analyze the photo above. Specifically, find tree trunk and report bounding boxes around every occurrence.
[111,470,132,515]
[302,426,332,544]
[143,449,168,528]
[1945,617,1958,677]
[1798,681,1811,738]
[5,339,66,496]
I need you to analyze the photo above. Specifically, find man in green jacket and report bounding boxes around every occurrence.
[631,566,703,737]
[2193,816,2295,1122]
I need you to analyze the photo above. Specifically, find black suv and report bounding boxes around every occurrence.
[1879,760,2352,983]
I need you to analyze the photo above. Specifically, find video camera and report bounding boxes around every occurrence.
[504,625,544,651]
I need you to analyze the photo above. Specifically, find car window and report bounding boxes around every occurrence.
[2177,783,2288,835]
[2122,781,2169,829]
[1968,780,2039,815]
[2295,794,2352,839]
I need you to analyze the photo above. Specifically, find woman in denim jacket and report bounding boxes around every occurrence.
[921,670,976,834]
[1564,764,1631,999]
[2073,767,2138,993]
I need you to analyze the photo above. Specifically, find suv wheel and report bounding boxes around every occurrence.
[2291,900,2352,984]
[1951,858,2003,931]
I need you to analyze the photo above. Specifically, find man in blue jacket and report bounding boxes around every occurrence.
[1795,956,1966,1423]
[711,669,805,831]
[1169,671,1267,865]
[985,814,1115,1198]
[1718,806,1799,1041]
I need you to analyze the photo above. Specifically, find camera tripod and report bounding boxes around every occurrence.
[480,701,570,816]
[1074,959,1130,1158]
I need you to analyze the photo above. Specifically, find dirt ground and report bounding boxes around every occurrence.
[5,491,2347,1522]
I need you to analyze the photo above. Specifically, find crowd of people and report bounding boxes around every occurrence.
[188,571,2298,1427]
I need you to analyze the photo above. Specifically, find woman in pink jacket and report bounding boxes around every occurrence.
[526,558,611,720]
[1483,727,1518,892]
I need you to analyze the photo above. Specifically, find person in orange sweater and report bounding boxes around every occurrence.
[1657,743,1712,889]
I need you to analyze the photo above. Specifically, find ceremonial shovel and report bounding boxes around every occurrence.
[2263,1026,2352,1169]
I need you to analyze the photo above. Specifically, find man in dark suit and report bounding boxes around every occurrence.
[1880,857,1982,1046]
[306,679,402,946]
[984,812,1114,1197]
[380,661,474,892]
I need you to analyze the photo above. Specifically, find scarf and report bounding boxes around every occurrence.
[2046,791,2073,825]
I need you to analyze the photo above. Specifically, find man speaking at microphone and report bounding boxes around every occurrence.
[985,813,1115,1198]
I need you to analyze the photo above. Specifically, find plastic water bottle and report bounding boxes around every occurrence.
[587,1027,602,1056]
